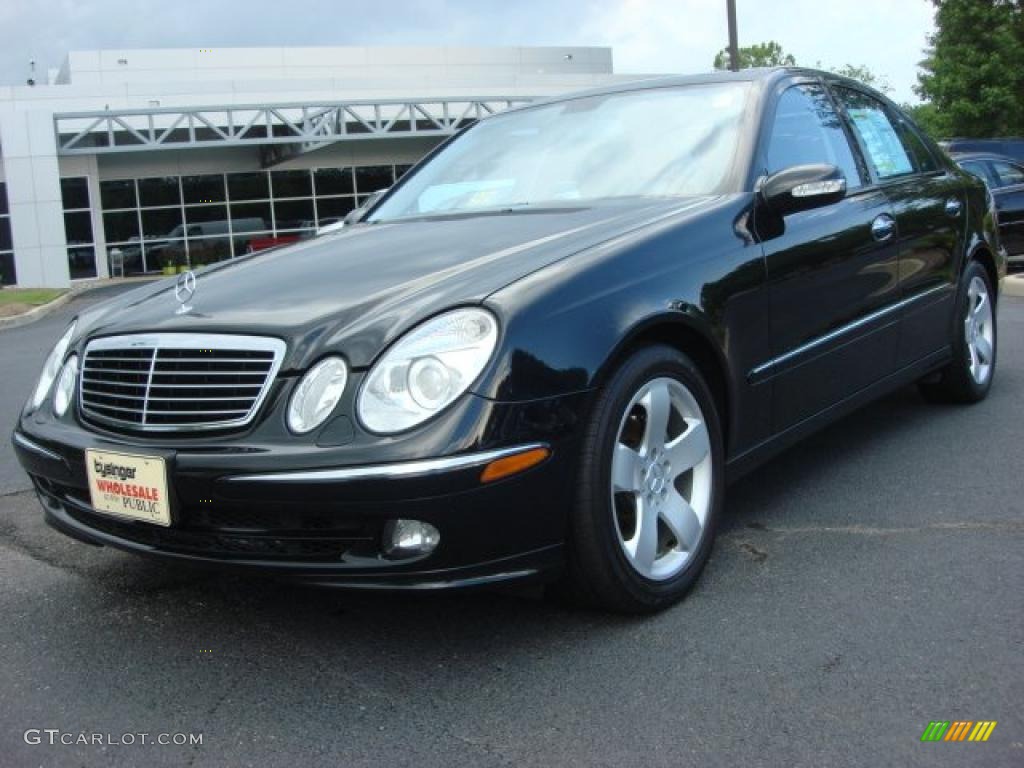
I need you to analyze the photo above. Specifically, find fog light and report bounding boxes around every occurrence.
[384,519,440,558]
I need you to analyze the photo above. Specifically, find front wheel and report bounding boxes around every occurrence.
[919,261,997,403]
[562,345,724,613]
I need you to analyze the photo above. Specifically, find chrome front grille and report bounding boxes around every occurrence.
[79,333,286,432]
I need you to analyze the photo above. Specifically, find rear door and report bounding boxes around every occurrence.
[831,87,963,366]
[757,81,901,431]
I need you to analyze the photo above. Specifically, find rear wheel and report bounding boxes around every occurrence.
[562,345,724,613]
[919,261,996,403]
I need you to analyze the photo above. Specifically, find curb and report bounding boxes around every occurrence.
[0,277,158,331]
[1004,274,1024,299]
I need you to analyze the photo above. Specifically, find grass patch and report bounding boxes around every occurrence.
[0,288,68,318]
[0,288,67,306]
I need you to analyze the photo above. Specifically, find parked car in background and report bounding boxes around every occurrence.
[955,154,1024,266]
[13,69,1005,613]
[941,138,1024,163]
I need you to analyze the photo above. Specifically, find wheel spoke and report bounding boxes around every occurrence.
[661,491,702,551]
[968,341,979,376]
[665,420,710,474]
[972,291,988,322]
[630,499,659,574]
[641,383,671,454]
[975,334,993,365]
[612,444,642,493]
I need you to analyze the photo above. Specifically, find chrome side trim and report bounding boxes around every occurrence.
[228,443,550,484]
[750,284,950,381]
[13,431,63,463]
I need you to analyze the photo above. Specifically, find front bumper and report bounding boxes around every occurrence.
[12,392,589,589]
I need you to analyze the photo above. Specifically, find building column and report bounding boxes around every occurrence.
[0,108,70,288]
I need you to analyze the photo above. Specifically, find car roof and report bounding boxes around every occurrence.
[503,67,888,113]
[952,152,1022,164]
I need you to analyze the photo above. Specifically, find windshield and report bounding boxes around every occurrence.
[369,82,752,221]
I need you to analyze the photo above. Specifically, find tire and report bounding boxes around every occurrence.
[561,345,724,613]
[919,261,997,404]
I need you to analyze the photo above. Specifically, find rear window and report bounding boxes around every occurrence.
[991,160,1024,188]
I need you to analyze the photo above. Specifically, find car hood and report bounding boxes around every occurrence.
[76,197,719,369]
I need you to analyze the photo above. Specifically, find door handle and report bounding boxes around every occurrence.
[945,198,963,218]
[871,214,896,242]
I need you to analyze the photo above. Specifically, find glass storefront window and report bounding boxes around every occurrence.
[98,164,405,274]
[60,178,91,210]
[138,176,182,207]
[0,182,13,285]
[103,211,140,243]
[100,179,137,209]
[142,208,183,239]
[314,168,354,196]
[355,166,394,193]
[185,204,229,225]
[0,216,12,251]
[271,170,313,199]
[230,202,272,231]
[274,199,315,231]
[61,177,97,279]
[67,246,97,280]
[64,211,94,246]
[182,175,226,204]
[315,196,356,224]
[227,172,269,201]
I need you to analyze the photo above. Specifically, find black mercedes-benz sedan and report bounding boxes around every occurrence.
[12,68,1005,612]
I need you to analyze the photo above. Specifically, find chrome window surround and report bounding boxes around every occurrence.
[79,333,287,432]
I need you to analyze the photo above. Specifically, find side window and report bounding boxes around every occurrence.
[834,88,915,180]
[990,160,1024,188]
[766,84,863,189]
[893,118,939,173]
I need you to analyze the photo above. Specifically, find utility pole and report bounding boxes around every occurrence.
[726,0,740,72]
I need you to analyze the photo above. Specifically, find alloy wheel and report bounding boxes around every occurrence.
[964,275,994,385]
[610,377,712,581]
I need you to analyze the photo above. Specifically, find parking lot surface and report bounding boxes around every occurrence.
[0,289,1021,767]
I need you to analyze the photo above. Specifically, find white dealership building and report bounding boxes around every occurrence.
[0,46,650,287]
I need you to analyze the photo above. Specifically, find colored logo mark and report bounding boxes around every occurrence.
[921,721,997,742]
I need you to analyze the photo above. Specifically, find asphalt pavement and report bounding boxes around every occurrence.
[0,288,1021,767]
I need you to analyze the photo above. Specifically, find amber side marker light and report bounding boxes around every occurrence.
[480,447,551,483]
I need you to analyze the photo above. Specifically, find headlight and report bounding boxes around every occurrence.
[53,354,79,417]
[357,308,498,434]
[29,321,77,411]
[287,356,349,434]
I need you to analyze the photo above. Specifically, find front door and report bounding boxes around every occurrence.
[756,82,901,432]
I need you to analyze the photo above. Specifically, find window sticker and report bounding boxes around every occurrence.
[847,108,913,178]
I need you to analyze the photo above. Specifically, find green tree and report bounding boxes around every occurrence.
[824,63,893,94]
[916,0,1024,137]
[901,102,948,139]
[713,40,795,70]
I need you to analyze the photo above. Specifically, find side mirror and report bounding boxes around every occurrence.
[343,188,389,226]
[761,164,846,216]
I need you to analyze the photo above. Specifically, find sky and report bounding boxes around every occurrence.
[0,0,936,103]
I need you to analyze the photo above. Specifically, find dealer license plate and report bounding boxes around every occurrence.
[85,449,171,527]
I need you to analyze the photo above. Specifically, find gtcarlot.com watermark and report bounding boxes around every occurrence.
[24,729,203,747]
